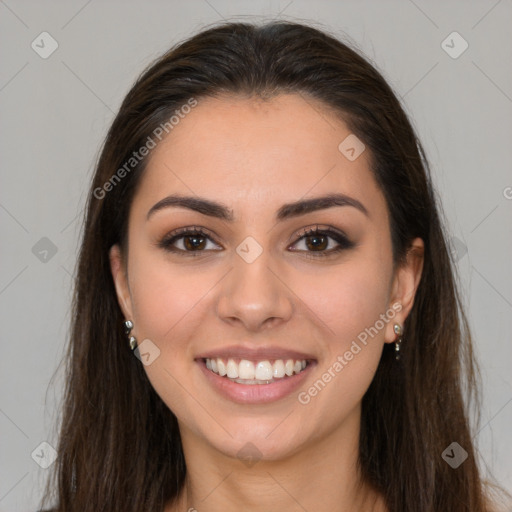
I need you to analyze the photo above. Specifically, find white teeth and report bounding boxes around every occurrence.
[273,359,285,378]
[255,361,273,380]
[204,356,309,382]
[239,359,255,379]
[226,358,238,378]
[233,378,273,385]
[217,359,227,376]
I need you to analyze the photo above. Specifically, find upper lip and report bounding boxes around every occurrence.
[196,345,317,362]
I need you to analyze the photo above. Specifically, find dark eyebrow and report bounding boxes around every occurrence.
[146,193,369,222]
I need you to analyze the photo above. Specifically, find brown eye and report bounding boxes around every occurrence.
[159,227,220,256]
[182,233,207,251]
[303,233,329,251]
[290,226,354,258]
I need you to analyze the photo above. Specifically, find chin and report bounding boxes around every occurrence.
[191,410,318,463]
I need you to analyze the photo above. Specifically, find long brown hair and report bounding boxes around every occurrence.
[40,19,507,512]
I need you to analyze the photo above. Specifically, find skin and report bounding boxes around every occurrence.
[110,93,424,512]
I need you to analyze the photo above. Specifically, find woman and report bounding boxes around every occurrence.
[40,20,509,512]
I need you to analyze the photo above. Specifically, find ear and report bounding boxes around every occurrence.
[109,244,134,320]
[384,237,424,343]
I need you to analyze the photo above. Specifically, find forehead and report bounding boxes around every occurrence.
[130,93,385,222]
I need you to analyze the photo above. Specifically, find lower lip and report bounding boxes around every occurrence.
[197,359,316,404]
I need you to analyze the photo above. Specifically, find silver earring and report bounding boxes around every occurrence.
[124,320,137,351]
[393,323,403,361]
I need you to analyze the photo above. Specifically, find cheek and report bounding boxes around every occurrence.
[127,247,210,351]
[126,249,214,415]
[305,252,393,349]
[294,258,393,426]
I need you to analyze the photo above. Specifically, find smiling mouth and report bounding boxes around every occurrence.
[203,357,311,385]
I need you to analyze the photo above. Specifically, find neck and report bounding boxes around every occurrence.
[166,404,387,512]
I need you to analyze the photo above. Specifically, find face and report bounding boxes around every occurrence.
[110,93,423,462]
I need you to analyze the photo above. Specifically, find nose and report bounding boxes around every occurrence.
[215,247,294,332]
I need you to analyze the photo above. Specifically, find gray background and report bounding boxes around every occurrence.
[1,0,511,510]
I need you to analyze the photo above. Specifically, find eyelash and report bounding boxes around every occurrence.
[158,225,354,259]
